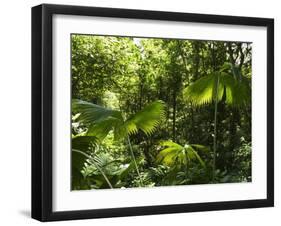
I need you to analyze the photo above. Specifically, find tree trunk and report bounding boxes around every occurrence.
[172,90,177,141]
[126,135,143,186]
[211,42,219,182]
[143,138,153,167]
[190,41,200,143]
[228,109,240,170]
[212,76,219,182]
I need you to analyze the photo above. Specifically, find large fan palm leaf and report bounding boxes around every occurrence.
[125,100,166,136]
[72,99,165,141]
[72,100,123,124]
[183,72,224,106]
[157,140,207,167]
[72,134,99,152]
[73,99,165,185]
[222,73,250,106]
[183,72,250,107]
[183,70,250,182]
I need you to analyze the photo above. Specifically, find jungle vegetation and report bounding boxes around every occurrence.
[71,34,252,190]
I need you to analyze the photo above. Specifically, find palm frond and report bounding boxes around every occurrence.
[125,100,165,136]
[72,135,99,152]
[72,99,123,125]
[87,117,121,141]
[160,140,183,149]
[183,72,224,106]
[183,72,250,107]
[72,99,125,141]
[157,140,184,164]
[88,153,118,171]
[72,149,88,187]
[188,146,205,167]
[73,99,165,141]
[190,144,210,152]
[221,73,250,107]
[157,140,207,167]
[156,147,182,165]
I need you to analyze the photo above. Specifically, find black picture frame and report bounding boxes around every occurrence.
[32,3,274,222]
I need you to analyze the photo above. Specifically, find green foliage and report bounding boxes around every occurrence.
[71,35,252,190]
[72,99,165,141]
[183,71,250,107]
[232,141,252,182]
[125,100,166,136]
[183,61,251,181]
[72,149,90,190]
[72,99,165,189]
[72,135,99,152]
[157,141,208,167]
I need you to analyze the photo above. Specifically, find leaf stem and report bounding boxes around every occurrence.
[72,149,113,189]
[126,135,143,186]
[212,75,219,182]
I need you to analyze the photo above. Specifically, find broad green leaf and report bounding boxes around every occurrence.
[157,140,207,167]
[125,100,165,136]
[183,72,250,107]
[72,135,98,151]
[73,99,165,141]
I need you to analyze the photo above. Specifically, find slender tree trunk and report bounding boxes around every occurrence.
[139,85,143,110]
[228,109,240,169]
[212,76,220,182]
[210,42,219,182]
[126,135,143,186]
[190,107,195,142]
[143,138,153,167]
[227,42,244,170]
[172,90,177,141]
[193,41,200,81]
[190,41,200,143]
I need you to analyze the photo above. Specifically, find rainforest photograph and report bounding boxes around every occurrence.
[71,34,252,190]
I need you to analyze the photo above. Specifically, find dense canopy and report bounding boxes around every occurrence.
[71,34,252,190]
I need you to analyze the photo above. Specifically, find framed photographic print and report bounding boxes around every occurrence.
[31,4,274,221]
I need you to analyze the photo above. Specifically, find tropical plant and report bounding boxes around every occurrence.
[73,149,114,188]
[72,99,165,185]
[157,140,208,169]
[71,36,252,189]
[72,147,91,190]
[71,131,98,186]
[183,66,250,181]
[72,147,139,189]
